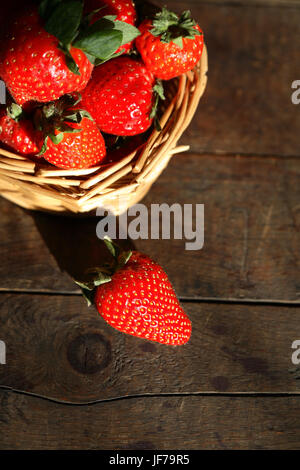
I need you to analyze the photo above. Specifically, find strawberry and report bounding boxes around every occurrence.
[0,2,140,106]
[85,0,137,54]
[76,238,192,346]
[36,95,106,169]
[0,103,41,156]
[0,6,93,106]
[42,118,106,169]
[135,8,204,80]
[81,57,156,136]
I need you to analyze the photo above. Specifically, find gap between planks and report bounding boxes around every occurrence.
[0,289,299,307]
[1,386,300,408]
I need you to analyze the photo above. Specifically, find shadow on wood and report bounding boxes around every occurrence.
[31,211,135,283]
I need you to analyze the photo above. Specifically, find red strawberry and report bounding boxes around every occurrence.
[81,57,155,136]
[0,104,40,155]
[85,0,137,54]
[135,8,204,80]
[42,118,106,170]
[36,97,106,169]
[76,238,192,346]
[0,6,94,106]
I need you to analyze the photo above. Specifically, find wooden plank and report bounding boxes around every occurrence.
[1,294,300,402]
[0,154,299,301]
[166,1,300,156]
[1,390,300,449]
[138,154,300,301]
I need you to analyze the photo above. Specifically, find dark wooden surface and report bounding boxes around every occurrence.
[172,0,300,156]
[1,295,300,402]
[1,154,299,301]
[1,391,300,450]
[1,0,300,450]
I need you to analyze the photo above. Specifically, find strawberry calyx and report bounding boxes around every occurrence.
[75,236,132,306]
[150,8,202,48]
[33,93,93,155]
[38,0,140,74]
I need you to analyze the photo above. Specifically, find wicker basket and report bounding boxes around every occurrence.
[0,45,207,215]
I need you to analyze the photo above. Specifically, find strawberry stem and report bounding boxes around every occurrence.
[75,237,132,306]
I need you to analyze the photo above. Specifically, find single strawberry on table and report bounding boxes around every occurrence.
[35,94,106,169]
[135,8,204,80]
[81,56,156,136]
[76,237,192,346]
[0,0,140,106]
[85,0,137,54]
[0,103,41,156]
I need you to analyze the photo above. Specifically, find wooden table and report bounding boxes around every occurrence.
[1,0,300,450]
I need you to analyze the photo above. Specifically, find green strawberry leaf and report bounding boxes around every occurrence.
[103,237,133,270]
[63,110,93,124]
[37,136,49,156]
[72,94,82,107]
[151,80,165,129]
[74,282,95,307]
[74,28,123,60]
[83,6,107,26]
[44,0,83,46]
[42,102,56,119]
[153,80,165,101]
[7,103,24,122]
[61,93,82,107]
[85,268,113,286]
[104,236,120,260]
[63,111,83,123]
[59,44,80,75]
[65,54,80,75]
[49,133,64,145]
[94,49,123,66]
[39,0,62,21]
[56,123,82,133]
[117,251,133,270]
[83,52,96,65]
[77,109,93,121]
[75,269,112,306]
[81,288,94,307]
[75,280,95,292]
[102,15,141,45]
[172,36,184,48]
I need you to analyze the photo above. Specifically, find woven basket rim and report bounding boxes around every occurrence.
[0,45,208,215]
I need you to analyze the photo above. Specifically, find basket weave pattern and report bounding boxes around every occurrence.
[0,46,207,215]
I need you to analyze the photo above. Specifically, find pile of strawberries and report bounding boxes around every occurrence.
[0,0,203,346]
[0,0,204,170]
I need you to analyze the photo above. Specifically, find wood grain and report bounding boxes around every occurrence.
[0,154,299,301]
[1,293,300,402]
[166,1,300,156]
[1,390,300,449]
